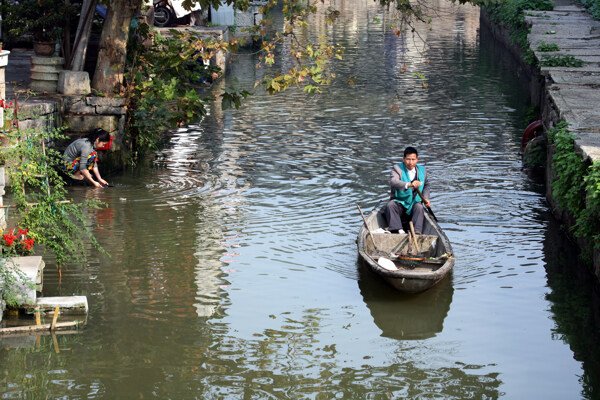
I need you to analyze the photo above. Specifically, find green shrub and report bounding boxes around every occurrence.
[537,41,560,51]
[123,23,249,160]
[548,122,600,257]
[540,54,584,67]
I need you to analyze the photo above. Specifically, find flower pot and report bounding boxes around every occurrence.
[33,41,56,57]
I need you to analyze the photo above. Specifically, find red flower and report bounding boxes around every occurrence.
[21,238,35,251]
[4,233,16,247]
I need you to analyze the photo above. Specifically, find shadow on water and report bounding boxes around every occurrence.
[357,257,453,340]
[543,215,600,399]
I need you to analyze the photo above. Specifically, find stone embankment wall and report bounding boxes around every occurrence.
[10,96,127,172]
[60,96,128,170]
[482,6,600,280]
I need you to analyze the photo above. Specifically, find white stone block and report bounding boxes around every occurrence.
[58,70,91,95]
[0,257,45,305]
[0,51,9,68]
[35,296,88,315]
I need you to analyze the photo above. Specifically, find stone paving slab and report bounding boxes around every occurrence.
[542,65,600,75]
[5,49,32,100]
[575,132,600,161]
[564,110,600,132]
[548,70,600,85]
[526,3,600,163]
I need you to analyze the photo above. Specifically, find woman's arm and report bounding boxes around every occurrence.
[80,168,103,187]
[92,164,108,186]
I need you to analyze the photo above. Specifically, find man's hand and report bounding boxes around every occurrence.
[99,178,109,186]
[424,198,431,208]
[411,180,422,189]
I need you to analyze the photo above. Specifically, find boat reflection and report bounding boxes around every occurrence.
[358,259,453,340]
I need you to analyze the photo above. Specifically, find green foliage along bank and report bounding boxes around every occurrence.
[123,23,249,160]
[548,122,600,260]
[0,105,106,304]
[578,0,600,19]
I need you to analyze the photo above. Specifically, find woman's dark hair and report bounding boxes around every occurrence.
[86,128,111,145]
[403,146,418,158]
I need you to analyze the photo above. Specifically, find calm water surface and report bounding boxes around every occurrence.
[2,0,600,398]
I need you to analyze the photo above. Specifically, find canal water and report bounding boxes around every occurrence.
[2,0,600,398]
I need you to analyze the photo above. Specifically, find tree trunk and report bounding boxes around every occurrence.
[63,0,72,65]
[69,0,97,71]
[91,0,143,94]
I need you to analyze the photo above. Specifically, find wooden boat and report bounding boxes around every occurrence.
[357,201,454,293]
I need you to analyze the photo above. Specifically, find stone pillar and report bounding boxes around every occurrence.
[30,56,65,93]
[0,50,9,233]
[0,50,9,125]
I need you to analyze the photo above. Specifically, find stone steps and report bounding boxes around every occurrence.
[526,3,600,162]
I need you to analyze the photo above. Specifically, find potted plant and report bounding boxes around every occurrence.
[1,228,35,256]
[1,0,76,56]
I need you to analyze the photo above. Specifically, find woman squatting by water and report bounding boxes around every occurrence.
[63,128,111,188]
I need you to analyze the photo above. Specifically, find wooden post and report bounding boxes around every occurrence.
[35,309,41,325]
[50,306,60,331]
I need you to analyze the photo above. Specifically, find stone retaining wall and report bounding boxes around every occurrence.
[60,96,128,171]
[482,7,600,280]
[8,96,128,173]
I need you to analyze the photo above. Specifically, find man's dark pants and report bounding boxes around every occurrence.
[384,200,425,233]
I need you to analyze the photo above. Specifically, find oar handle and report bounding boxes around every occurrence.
[409,221,420,255]
[413,186,438,222]
[357,204,377,249]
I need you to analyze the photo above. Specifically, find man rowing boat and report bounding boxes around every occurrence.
[384,146,431,234]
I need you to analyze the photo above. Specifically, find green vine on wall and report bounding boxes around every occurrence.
[548,121,600,255]
[578,162,600,248]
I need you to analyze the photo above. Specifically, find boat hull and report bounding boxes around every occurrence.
[356,201,454,293]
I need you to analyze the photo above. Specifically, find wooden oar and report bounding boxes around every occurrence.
[357,204,379,251]
[413,186,438,222]
[409,221,420,255]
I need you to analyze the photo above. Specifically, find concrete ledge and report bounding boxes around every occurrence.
[0,256,45,306]
[19,99,58,116]
[86,97,126,107]
[575,132,600,162]
[33,296,88,315]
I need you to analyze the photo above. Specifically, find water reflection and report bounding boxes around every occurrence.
[1,0,597,397]
[358,259,453,339]
[542,214,600,398]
